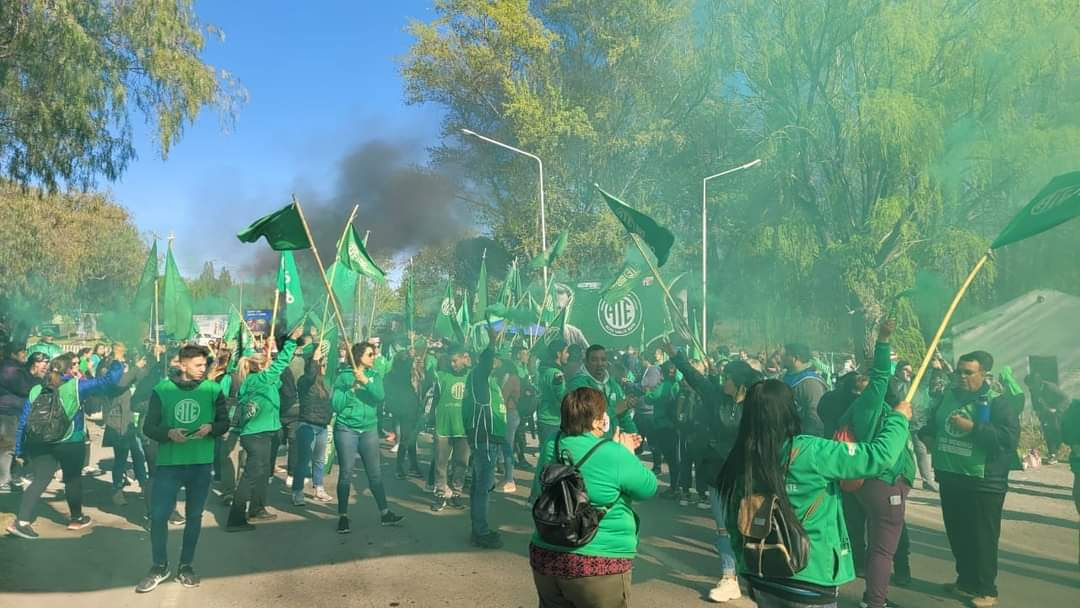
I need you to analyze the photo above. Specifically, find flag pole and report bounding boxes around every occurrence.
[319,204,360,346]
[629,234,705,357]
[366,232,379,335]
[291,195,358,370]
[904,251,991,402]
[153,279,160,357]
[268,284,281,356]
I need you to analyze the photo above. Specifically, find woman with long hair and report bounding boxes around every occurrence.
[716,361,912,607]
[384,345,424,480]
[291,343,334,504]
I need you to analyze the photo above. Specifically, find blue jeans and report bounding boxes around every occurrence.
[500,411,521,483]
[470,441,500,536]
[292,422,328,492]
[150,463,212,567]
[112,427,148,491]
[334,426,387,515]
[709,488,737,576]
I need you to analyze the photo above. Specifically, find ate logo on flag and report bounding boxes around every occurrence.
[441,297,456,316]
[1031,184,1080,216]
[348,242,372,273]
[598,292,642,337]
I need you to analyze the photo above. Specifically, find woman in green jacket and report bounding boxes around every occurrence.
[717,377,912,608]
[529,386,657,608]
[225,327,301,531]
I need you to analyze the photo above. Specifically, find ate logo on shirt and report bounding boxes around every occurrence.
[944,408,973,438]
[451,382,466,401]
[174,399,202,425]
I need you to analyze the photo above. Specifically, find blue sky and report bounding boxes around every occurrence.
[108,1,442,275]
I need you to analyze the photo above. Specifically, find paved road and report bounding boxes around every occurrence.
[1,430,1077,607]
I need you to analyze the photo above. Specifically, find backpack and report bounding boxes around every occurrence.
[532,433,615,548]
[735,447,820,578]
[23,382,78,446]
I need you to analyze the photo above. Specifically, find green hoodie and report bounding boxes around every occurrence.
[332,366,384,432]
[727,411,911,587]
[536,363,567,428]
[849,341,916,485]
[531,433,658,558]
[238,340,297,436]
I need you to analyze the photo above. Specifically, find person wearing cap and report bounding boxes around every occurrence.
[26,327,63,361]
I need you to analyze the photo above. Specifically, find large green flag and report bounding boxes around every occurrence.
[457,288,472,342]
[326,261,358,319]
[601,244,647,306]
[434,279,458,342]
[162,243,195,340]
[276,252,306,330]
[132,241,158,319]
[596,185,675,267]
[404,272,415,334]
[237,203,311,250]
[338,224,386,282]
[528,230,569,271]
[496,260,517,307]
[992,171,1080,249]
[567,277,674,350]
[475,257,488,318]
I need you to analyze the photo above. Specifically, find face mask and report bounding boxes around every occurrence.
[601,412,611,434]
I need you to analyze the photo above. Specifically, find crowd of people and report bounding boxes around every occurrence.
[0,314,1077,608]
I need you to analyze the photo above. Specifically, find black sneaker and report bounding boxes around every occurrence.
[431,496,448,512]
[168,511,185,525]
[380,511,405,526]
[449,495,466,509]
[67,515,93,531]
[470,531,504,549]
[6,521,39,539]
[225,521,255,533]
[337,516,350,534]
[248,510,277,522]
[176,564,200,588]
[134,564,170,593]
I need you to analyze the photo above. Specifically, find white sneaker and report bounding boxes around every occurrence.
[313,487,332,502]
[678,493,690,507]
[708,577,741,603]
[285,475,293,488]
[499,481,517,494]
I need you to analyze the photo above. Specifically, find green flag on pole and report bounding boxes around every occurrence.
[277,251,306,329]
[992,171,1080,249]
[601,244,647,306]
[496,260,517,307]
[457,288,472,343]
[162,242,195,340]
[596,185,675,267]
[338,224,386,283]
[528,230,569,271]
[326,261,358,319]
[237,203,311,250]
[434,279,458,342]
[132,241,158,320]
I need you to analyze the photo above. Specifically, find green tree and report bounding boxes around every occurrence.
[0,0,242,190]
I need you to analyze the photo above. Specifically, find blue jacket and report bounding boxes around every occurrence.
[15,362,124,455]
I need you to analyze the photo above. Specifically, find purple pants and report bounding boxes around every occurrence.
[856,478,910,608]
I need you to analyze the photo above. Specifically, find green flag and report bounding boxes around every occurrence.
[276,252,306,330]
[338,225,386,282]
[223,305,247,344]
[327,261,358,319]
[601,244,647,306]
[132,241,158,320]
[162,243,195,340]
[496,260,517,307]
[992,171,1080,249]
[237,203,311,250]
[457,288,472,342]
[596,185,675,267]
[528,230,569,271]
[476,257,488,318]
[434,279,458,342]
[404,272,415,334]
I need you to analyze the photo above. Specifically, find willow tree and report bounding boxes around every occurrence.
[0,0,241,190]
[713,0,1080,356]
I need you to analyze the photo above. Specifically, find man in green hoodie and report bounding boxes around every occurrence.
[136,344,229,593]
[565,345,638,439]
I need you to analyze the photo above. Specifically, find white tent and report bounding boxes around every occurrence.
[950,289,1080,400]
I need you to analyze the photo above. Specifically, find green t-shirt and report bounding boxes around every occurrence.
[931,387,1000,478]
[434,369,468,437]
[153,379,221,466]
[537,364,567,428]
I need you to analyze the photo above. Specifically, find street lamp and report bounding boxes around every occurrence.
[461,128,548,286]
[702,158,762,354]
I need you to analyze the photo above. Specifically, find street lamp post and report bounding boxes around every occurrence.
[702,158,762,355]
[461,129,548,287]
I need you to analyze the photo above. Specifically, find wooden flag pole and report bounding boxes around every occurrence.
[268,285,281,356]
[319,204,360,346]
[904,251,991,403]
[629,234,705,357]
[292,195,358,370]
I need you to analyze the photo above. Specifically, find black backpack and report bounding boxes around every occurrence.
[532,433,615,548]
[23,384,76,446]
